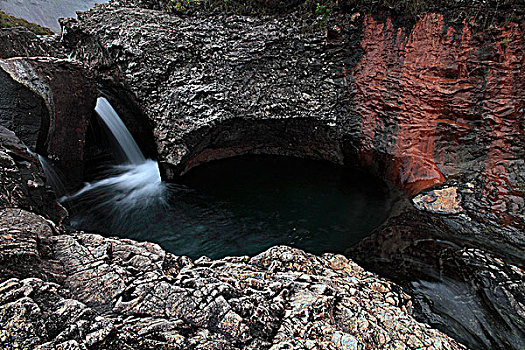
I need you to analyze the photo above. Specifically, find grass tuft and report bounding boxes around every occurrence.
[0,10,53,35]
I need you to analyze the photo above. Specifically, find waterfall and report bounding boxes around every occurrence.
[95,97,145,164]
[37,154,66,197]
[61,97,166,231]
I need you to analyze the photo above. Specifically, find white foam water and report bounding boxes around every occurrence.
[61,97,166,225]
[95,97,145,165]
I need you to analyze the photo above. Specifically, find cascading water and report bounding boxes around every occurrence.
[37,154,66,197]
[61,97,392,259]
[94,97,146,165]
[61,97,166,232]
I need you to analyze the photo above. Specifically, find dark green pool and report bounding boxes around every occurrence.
[69,155,393,259]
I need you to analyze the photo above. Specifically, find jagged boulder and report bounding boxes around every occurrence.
[0,208,465,349]
[0,57,97,182]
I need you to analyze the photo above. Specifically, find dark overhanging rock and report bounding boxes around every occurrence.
[167,117,344,177]
[59,4,362,174]
[0,57,98,184]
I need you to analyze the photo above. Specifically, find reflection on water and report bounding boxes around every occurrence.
[65,155,393,260]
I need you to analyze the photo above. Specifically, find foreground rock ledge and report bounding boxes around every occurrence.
[0,208,463,349]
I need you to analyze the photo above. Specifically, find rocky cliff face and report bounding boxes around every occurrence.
[352,12,524,216]
[0,56,97,183]
[0,0,524,349]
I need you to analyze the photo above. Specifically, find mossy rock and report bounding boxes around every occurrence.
[165,0,524,28]
[0,10,53,35]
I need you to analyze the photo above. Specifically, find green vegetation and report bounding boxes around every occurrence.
[164,0,524,29]
[315,2,330,19]
[165,0,306,15]
[0,10,53,35]
[305,0,524,28]
[166,0,202,13]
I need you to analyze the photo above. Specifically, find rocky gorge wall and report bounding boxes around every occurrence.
[0,0,524,348]
[59,3,524,223]
[58,1,524,263]
[352,12,524,215]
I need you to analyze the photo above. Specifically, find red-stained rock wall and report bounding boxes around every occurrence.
[352,14,524,222]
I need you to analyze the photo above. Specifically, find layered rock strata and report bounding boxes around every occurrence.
[0,207,464,349]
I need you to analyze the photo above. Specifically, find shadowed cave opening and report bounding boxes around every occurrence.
[62,98,395,259]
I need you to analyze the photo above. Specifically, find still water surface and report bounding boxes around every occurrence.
[68,155,392,259]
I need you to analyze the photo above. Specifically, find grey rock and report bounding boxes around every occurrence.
[0,208,464,349]
[0,126,66,221]
[0,27,57,59]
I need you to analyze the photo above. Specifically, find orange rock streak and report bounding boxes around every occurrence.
[353,14,523,202]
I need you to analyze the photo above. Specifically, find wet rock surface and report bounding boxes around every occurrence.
[348,202,525,349]
[0,208,464,349]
